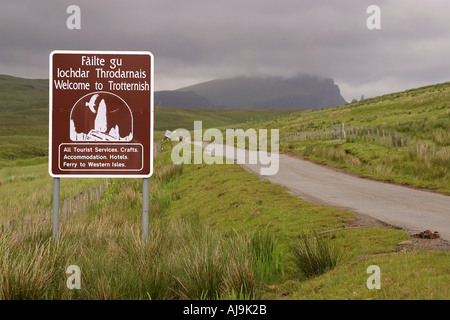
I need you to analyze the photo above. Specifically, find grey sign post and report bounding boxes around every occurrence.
[142,178,150,242]
[52,178,60,239]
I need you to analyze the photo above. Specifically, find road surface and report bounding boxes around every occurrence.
[191,141,450,241]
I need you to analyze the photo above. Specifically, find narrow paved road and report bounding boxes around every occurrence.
[191,141,450,241]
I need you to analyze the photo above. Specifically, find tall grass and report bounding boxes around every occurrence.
[174,232,227,300]
[290,234,340,279]
[250,230,284,284]
[0,231,67,299]
[0,215,285,299]
[296,141,450,193]
[155,163,183,183]
[0,150,285,300]
[172,227,285,300]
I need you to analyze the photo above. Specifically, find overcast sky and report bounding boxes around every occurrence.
[1,0,450,101]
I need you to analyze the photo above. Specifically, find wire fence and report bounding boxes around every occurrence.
[280,123,449,159]
[1,143,162,236]
[1,178,112,235]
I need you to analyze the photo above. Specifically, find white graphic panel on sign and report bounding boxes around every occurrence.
[70,92,133,141]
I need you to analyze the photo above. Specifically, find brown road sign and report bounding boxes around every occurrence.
[49,50,153,177]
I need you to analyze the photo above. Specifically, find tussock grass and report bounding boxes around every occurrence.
[290,234,341,279]
[1,142,449,300]
[0,212,285,300]
[250,230,284,284]
[174,232,227,300]
[285,140,449,193]
[155,163,183,183]
[0,231,68,299]
[172,226,285,300]
[0,149,287,300]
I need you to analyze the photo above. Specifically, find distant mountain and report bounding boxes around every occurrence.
[176,74,347,109]
[154,90,215,109]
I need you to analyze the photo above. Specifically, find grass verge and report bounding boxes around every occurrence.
[163,154,449,299]
[0,147,448,299]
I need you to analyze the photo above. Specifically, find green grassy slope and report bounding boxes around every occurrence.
[253,82,449,143]
[155,106,304,131]
[1,147,448,300]
[0,75,49,164]
[163,149,449,299]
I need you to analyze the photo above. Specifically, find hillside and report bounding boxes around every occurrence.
[238,81,450,193]
[155,107,304,131]
[0,74,305,164]
[0,74,48,130]
[255,81,450,144]
[178,74,347,109]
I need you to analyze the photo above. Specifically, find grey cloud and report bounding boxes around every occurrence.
[1,0,450,101]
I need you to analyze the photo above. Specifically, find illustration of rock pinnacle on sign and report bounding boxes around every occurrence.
[70,92,133,141]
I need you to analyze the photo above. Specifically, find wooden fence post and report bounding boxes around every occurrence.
[74,196,78,215]
[79,192,83,214]
[389,131,392,148]
[408,136,411,154]
[41,210,46,227]
[27,219,32,233]
[5,178,111,235]
[86,191,90,213]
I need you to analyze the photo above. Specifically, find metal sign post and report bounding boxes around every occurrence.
[142,178,150,242]
[52,178,60,239]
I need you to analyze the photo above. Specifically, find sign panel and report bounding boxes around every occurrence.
[164,130,173,139]
[49,50,153,177]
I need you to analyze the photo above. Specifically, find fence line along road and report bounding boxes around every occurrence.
[280,123,448,159]
[1,143,163,236]
[1,178,112,235]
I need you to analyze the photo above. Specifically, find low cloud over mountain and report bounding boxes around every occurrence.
[156,74,346,110]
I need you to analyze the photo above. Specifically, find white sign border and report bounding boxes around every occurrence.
[49,50,154,178]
